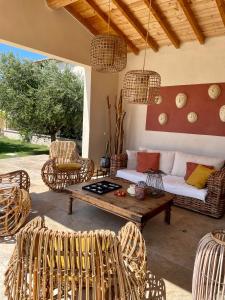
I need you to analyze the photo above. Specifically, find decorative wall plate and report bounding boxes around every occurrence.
[175,93,187,108]
[158,113,168,125]
[219,105,225,122]
[208,84,221,100]
[187,112,198,123]
[154,95,162,104]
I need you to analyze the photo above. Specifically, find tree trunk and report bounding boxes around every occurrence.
[50,133,56,142]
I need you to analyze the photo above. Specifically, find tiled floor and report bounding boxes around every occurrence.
[0,155,225,299]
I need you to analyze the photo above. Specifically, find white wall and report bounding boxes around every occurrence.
[119,36,225,158]
[0,0,119,163]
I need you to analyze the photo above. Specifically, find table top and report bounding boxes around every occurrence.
[66,177,174,223]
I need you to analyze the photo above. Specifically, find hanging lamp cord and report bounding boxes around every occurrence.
[143,0,151,71]
[107,0,111,35]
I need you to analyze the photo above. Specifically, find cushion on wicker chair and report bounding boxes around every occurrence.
[56,163,82,171]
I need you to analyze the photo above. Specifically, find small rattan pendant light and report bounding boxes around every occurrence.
[122,0,161,104]
[90,0,127,73]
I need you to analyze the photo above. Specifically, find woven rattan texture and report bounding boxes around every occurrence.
[0,186,31,237]
[5,217,148,299]
[90,35,127,73]
[122,70,161,104]
[192,230,225,299]
[42,141,94,192]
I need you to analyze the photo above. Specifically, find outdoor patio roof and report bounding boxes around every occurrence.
[47,0,225,54]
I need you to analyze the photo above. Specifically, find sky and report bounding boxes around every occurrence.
[0,43,47,61]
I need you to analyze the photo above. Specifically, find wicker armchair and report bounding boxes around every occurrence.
[111,154,225,218]
[0,170,31,236]
[0,169,30,191]
[41,141,94,192]
[5,217,151,299]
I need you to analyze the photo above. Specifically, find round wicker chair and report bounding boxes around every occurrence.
[0,170,31,237]
[5,218,149,299]
[41,141,94,192]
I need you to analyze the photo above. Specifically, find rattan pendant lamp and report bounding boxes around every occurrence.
[90,0,127,73]
[122,0,161,104]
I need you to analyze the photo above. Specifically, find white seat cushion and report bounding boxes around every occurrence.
[117,169,148,183]
[139,147,175,174]
[162,175,207,201]
[171,151,224,177]
[116,169,207,202]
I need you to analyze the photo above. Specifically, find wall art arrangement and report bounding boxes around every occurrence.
[146,83,225,136]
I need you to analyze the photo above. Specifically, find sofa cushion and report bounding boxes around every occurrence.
[117,169,148,183]
[184,162,214,180]
[163,175,207,201]
[126,150,138,170]
[136,152,160,172]
[186,165,215,189]
[139,147,175,174]
[171,151,224,177]
[116,169,207,201]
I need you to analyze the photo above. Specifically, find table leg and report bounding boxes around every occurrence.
[165,204,171,224]
[68,196,73,215]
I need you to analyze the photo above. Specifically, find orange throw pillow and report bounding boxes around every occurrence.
[136,152,160,173]
[184,162,214,180]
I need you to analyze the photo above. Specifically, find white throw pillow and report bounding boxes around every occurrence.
[126,150,137,170]
[139,147,175,174]
[171,151,224,177]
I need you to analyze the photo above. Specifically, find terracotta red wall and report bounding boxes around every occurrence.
[146,83,225,136]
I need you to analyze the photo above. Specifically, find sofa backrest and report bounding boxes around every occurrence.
[139,148,175,174]
[171,151,225,177]
[126,149,224,177]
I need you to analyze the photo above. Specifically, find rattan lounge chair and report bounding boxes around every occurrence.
[0,170,31,236]
[41,141,94,192]
[5,217,151,299]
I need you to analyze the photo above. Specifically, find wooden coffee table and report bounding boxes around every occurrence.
[65,177,174,231]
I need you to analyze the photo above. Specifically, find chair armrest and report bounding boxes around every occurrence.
[0,170,30,191]
[118,222,147,296]
[206,168,225,210]
[110,153,128,176]
[77,157,94,181]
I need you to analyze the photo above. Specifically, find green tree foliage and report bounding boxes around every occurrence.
[0,53,83,141]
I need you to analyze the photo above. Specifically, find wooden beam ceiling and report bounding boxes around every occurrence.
[65,6,98,35]
[143,0,180,49]
[177,0,205,44]
[84,0,139,54]
[47,0,76,9]
[112,0,158,52]
[215,0,225,27]
[47,0,225,52]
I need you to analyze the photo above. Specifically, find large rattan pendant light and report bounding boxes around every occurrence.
[122,0,161,104]
[90,0,127,73]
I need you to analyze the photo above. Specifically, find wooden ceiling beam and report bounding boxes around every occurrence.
[143,0,180,48]
[177,0,205,44]
[47,0,76,9]
[112,0,159,51]
[65,6,98,35]
[215,0,225,27]
[83,0,139,54]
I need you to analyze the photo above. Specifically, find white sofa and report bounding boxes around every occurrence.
[111,149,225,218]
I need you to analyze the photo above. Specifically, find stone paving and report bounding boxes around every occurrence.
[0,155,225,299]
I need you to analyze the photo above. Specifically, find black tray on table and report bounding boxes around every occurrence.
[82,180,122,195]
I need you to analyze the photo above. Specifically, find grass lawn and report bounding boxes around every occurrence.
[0,136,49,159]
